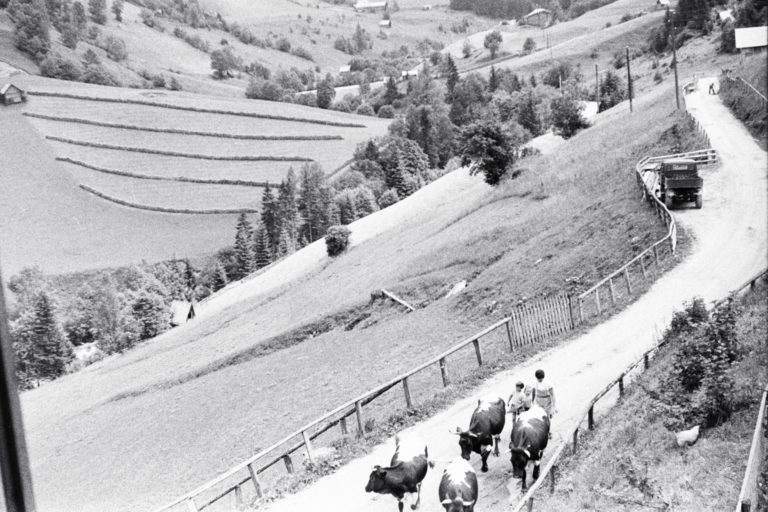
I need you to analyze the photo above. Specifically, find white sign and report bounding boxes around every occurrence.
[735,26,768,49]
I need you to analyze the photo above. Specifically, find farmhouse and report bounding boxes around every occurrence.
[354,1,387,12]
[520,8,553,28]
[170,300,196,326]
[0,83,27,105]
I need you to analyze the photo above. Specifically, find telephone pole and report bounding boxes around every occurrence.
[595,64,599,105]
[626,46,633,112]
[672,25,680,109]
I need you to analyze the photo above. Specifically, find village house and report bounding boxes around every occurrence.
[0,83,27,105]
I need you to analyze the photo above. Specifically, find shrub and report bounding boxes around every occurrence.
[81,65,118,86]
[39,53,82,81]
[378,188,398,208]
[276,37,291,52]
[550,95,590,139]
[104,35,128,61]
[325,226,351,257]
[377,104,395,118]
[291,46,313,61]
[356,103,374,116]
[522,37,536,54]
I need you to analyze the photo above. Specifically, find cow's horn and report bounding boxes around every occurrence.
[462,500,476,507]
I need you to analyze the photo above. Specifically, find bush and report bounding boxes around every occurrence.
[104,35,128,61]
[325,226,351,257]
[377,104,395,118]
[522,37,536,54]
[356,103,374,116]
[291,46,313,61]
[378,188,399,208]
[550,95,590,139]
[39,53,82,81]
[276,37,291,52]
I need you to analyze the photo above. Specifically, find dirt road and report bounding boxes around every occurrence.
[259,80,767,512]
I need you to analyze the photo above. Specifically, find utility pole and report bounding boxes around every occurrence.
[626,46,633,113]
[672,24,680,109]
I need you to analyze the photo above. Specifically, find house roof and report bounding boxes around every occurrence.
[170,300,195,325]
[524,8,552,18]
[735,26,768,49]
[339,65,351,73]
[0,83,23,95]
[657,0,670,5]
[718,9,734,22]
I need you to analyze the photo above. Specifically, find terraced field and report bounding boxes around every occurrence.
[14,77,389,214]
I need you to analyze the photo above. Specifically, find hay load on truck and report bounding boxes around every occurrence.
[652,158,703,209]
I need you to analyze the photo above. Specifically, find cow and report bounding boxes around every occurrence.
[438,457,478,512]
[451,398,506,472]
[508,404,550,490]
[365,435,433,511]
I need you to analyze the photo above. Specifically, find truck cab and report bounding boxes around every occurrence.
[658,158,703,209]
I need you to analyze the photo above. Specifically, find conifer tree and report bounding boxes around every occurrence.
[233,213,255,279]
[275,169,299,252]
[383,76,399,105]
[111,0,122,21]
[29,292,73,380]
[517,91,541,136]
[444,54,459,96]
[253,223,272,268]
[72,1,87,33]
[211,260,228,292]
[276,226,292,258]
[489,65,500,92]
[260,182,278,250]
[353,186,378,217]
[88,0,106,24]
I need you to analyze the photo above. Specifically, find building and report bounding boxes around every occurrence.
[0,83,26,105]
[170,300,196,327]
[379,19,392,28]
[735,26,768,51]
[520,8,553,28]
[338,65,352,74]
[354,1,387,12]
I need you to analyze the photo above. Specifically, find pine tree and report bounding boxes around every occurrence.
[517,91,541,136]
[383,76,399,105]
[276,169,299,250]
[353,186,378,218]
[233,213,255,279]
[88,0,106,24]
[489,65,500,92]
[276,226,293,258]
[260,182,278,250]
[529,74,537,88]
[253,223,272,268]
[29,292,73,380]
[444,54,459,96]
[211,260,228,291]
[335,190,357,225]
[72,1,87,34]
[111,0,122,21]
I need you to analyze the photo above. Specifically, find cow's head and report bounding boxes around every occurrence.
[451,427,478,460]
[440,497,476,512]
[364,465,387,493]
[509,445,531,478]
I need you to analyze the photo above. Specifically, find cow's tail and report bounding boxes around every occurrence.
[425,447,436,469]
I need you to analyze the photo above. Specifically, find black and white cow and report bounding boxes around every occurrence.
[508,404,550,490]
[365,435,433,511]
[452,398,506,472]
[438,457,478,512]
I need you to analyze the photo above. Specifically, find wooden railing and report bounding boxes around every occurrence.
[513,267,768,512]
[735,385,768,512]
[576,147,717,323]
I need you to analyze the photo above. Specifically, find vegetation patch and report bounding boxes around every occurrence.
[719,54,767,148]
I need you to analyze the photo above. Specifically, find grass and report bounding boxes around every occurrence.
[529,282,768,511]
[719,53,767,149]
[13,80,709,512]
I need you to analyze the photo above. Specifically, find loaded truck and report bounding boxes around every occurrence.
[654,158,703,209]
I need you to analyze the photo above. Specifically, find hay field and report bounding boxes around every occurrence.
[14,77,388,215]
[17,83,693,511]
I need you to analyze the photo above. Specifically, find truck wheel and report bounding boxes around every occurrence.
[665,195,674,210]
[695,196,702,209]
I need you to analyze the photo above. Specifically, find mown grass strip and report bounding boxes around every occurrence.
[24,112,344,141]
[28,91,368,128]
[48,136,313,162]
[59,157,269,187]
[79,184,257,214]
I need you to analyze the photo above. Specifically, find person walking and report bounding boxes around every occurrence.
[708,82,716,95]
[507,381,531,422]
[531,369,556,419]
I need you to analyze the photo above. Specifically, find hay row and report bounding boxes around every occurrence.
[47,136,314,162]
[79,184,258,215]
[28,91,368,128]
[58,157,270,187]
[24,112,345,141]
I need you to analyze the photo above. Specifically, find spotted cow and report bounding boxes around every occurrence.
[452,398,506,472]
[509,404,550,490]
[365,435,433,511]
[438,457,478,512]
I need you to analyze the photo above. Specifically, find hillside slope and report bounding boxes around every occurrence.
[257,78,767,512]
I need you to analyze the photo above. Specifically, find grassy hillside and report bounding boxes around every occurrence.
[720,53,767,148]
[530,282,768,511]
[14,80,712,511]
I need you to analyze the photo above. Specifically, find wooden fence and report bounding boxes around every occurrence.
[735,385,768,512]
[153,148,717,512]
[512,267,768,512]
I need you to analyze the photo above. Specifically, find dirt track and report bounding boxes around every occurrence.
[259,80,767,512]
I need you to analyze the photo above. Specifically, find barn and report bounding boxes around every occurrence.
[170,300,196,326]
[520,8,553,28]
[0,83,27,105]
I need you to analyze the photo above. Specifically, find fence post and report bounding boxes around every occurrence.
[185,499,198,512]
[505,320,514,351]
[234,484,243,506]
[588,405,595,430]
[639,256,647,277]
[624,268,632,294]
[527,497,534,512]
[644,353,649,370]
[340,417,348,436]
[439,357,449,387]
[741,500,751,512]
[572,428,579,454]
[619,375,625,397]
[595,289,601,315]
[472,339,482,366]
[283,455,295,474]
[578,297,584,323]
[247,463,263,498]
[302,430,314,464]
[355,400,365,438]
[608,278,616,307]
[402,377,413,410]
[568,295,576,329]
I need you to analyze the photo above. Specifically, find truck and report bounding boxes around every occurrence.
[655,158,703,209]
